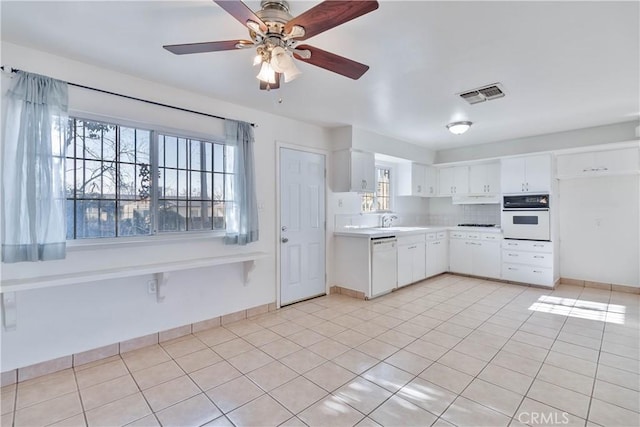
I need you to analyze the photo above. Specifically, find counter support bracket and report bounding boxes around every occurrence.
[2,292,17,331]
[155,272,169,303]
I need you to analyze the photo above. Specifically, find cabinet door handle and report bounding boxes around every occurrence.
[417,185,422,193]
[508,267,518,271]
[522,183,525,192]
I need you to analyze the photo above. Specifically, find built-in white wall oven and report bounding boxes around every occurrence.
[502,194,550,241]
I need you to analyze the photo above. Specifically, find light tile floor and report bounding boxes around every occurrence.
[3,274,639,427]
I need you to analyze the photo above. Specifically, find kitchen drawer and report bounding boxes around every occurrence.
[398,233,426,245]
[437,231,447,239]
[502,240,552,253]
[502,250,553,267]
[502,263,554,287]
[450,231,467,239]
[481,233,501,241]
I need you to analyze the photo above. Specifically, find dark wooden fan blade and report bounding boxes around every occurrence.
[163,40,253,55]
[285,1,379,40]
[260,73,281,90]
[293,45,369,80]
[213,0,268,33]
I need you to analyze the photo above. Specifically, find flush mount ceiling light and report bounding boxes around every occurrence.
[163,0,379,91]
[447,121,473,135]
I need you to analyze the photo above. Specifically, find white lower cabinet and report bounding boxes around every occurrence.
[501,240,554,287]
[449,231,501,279]
[426,231,448,278]
[397,233,426,287]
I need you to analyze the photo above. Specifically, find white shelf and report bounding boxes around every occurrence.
[0,252,269,294]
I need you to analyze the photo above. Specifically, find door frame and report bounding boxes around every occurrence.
[275,141,329,309]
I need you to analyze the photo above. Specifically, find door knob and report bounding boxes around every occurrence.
[281,237,289,243]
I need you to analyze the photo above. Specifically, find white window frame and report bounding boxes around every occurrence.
[361,162,395,213]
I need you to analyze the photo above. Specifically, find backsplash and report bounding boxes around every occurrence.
[333,195,500,230]
[426,198,501,226]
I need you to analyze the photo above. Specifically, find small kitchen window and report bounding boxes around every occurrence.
[361,167,392,212]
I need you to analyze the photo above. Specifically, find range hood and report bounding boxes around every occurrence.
[452,195,501,205]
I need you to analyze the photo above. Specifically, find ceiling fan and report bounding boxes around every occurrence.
[163,0,379,90]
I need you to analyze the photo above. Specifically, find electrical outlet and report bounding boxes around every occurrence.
[147,280,157,294]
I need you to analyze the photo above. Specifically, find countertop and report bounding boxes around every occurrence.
[334,225,502,238]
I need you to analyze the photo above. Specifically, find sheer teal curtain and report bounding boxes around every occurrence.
[2,71,69,262]
[224,119,259,245]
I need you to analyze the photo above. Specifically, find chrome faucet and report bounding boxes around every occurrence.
[381,214,398,228]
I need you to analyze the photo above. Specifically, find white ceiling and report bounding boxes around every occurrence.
[2,1,639,150]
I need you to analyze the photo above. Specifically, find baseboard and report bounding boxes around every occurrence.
[1,301,277,387]
[560,277,640,294]
[329,285,365,300]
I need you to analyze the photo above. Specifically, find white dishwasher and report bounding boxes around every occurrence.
[371,236,398,298]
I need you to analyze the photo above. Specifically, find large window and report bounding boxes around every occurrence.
[361,167,392,212]
[65,117,233,239]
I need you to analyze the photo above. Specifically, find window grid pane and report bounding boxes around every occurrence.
[157,135,233,233]
[65,117,232,239]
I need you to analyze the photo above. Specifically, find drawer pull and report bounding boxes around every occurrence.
[533,255,544,259]
[533,270,543,274]
[508,254,518,257]
[508,267,518,271]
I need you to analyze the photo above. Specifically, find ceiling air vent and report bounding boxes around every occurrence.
[459,83,505,105]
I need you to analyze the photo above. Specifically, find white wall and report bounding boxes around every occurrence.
[436,121,638,163]
[558,175,639,287]
[0,42,333,371]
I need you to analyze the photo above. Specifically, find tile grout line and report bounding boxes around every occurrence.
[6,276,637,427]
[427,279,539,425]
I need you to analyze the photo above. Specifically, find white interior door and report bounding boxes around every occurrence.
[280,148,326,305]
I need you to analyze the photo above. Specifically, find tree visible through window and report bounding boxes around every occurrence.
[65,117,233,239]
[361,167,391,212]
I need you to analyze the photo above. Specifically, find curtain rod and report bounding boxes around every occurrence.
[1,66,256,127]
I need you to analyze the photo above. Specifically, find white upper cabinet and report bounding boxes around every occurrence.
[501,154,551,194]
[398,163,437,197]
[556,147,639,179]
[438,166,469,196]
[424,166,437,196]
[469,163,501,194]
[332,149,375,193]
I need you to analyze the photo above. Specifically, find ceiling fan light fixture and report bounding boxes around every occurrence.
[283,61,302,82]
[256,61,276,84]
[269,46,300,82]
[252,54,263,66]
[447,121,472,135]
